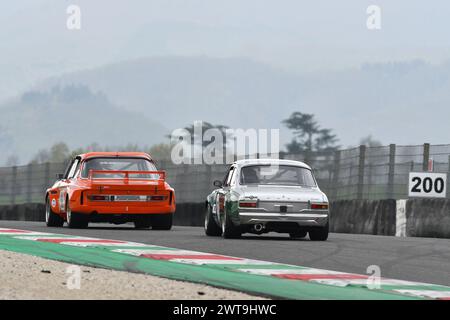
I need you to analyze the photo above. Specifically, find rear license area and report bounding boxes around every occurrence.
[85,191,171,206]
[258,201,309,213]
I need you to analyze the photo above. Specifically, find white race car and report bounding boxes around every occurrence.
[205,159,330,240]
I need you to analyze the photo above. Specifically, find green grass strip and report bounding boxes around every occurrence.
[0,234,420,300]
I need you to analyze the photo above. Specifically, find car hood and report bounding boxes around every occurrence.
[239,185,327,202]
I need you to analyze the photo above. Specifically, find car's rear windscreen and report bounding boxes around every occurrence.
[240,165,316,187]
[81,157,157,178]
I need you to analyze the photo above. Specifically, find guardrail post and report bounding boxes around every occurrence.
[387,144,396,199]
[206,164,212,195]
[357,145,366,200]
[45,162,51,190]
[331,150,341,201]
[423,143,430,172]
[11,166,17,205]
[448,155,450,198]
[26,163,33,203]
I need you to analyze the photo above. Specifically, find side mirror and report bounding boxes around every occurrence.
[56,173,64,180]
[213,180,223,188]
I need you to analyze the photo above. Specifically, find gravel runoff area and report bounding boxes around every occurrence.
[0,250,265,300]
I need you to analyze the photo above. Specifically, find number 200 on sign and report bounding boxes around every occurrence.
[408,172,447,198]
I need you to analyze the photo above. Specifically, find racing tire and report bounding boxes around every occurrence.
[66,201,88,229]
[289,230,307,239]
[152,213,173,230]
[204,205,222,236]
[134,217,151,229]
[221,212,241,239]
[309,222,329,241]
[45,197,64,227]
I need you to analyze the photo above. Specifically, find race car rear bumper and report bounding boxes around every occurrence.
[70,202,175,215]
[238,211,329,227]
[87,213,171,224]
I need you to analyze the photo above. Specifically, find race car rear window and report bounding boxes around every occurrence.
[240,165,317,187]
[81,157,157,178]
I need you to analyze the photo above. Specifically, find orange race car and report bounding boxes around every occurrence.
[45,152,175,229]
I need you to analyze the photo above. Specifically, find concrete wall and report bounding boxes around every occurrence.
[0,203,45,222]
[406,199,450,238]
[329,200,397,236]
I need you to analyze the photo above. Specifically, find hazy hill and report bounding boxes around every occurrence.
[3,0,450,102]
[39,56,450,147]
[41,57,302,130]
[0,86,167,165]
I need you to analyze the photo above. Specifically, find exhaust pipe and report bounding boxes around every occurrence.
[254,223,264,232]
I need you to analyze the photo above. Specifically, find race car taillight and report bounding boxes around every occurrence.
[150,195,166,201]
[311,203,329,210]
[239,200,258,208]
[88,195,108,201]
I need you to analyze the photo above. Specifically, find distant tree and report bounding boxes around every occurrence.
[69,147,87,159]
[359,135,382,147]
[30,142,70,164]
[148,143,173,161]
[84,143,102,152]
[118,143,141,152]
[68,143,143,158]
[30,149,51,164]
[5,155,19,166]
[282,112,339,154]
[180,121,231,147]
[50,142,70,162]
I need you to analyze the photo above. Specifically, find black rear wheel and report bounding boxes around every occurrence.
[66,201,88,229]
[152,213,173,230]
[221,212,241,239]
[45,197,64,227]
[309,222,329,241]
[134,216,152,229]
[205,204,222,236]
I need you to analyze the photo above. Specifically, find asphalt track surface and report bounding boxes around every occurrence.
[1,221,450,287]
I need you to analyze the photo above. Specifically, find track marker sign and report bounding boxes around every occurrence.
[408,172,447,198]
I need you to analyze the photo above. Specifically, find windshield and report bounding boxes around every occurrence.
[81,157,157,178]
[239,165,317,187]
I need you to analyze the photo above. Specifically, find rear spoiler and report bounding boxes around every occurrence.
[88,170,166,181]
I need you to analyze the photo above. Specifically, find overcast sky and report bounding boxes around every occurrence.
[1,0,450,86]
[1,1,450,154]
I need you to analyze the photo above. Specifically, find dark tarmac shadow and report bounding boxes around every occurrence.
[240,235,309,241]
[56,225,315,241]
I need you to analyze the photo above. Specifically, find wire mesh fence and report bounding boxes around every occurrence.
[0,143,448,205]
[0,162,67,206]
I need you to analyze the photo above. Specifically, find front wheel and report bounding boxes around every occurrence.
[221,212,241,239]
[309,222,329,241]
[205,205,222,236]
[45,197,64,227]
